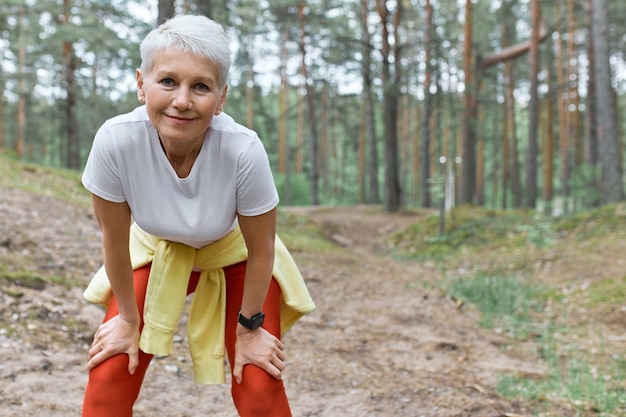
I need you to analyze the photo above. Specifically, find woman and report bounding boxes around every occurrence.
[80,14,315,417]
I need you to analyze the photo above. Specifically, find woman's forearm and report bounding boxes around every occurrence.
[102,241,139,324]
[238,208,277,318]
[92,194,138,324]
[240,251,274,318]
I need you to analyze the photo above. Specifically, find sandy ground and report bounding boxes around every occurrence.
[2,185,620,416]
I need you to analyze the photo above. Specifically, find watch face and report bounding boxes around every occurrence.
[251,315,264,329]
[250,312,265,330]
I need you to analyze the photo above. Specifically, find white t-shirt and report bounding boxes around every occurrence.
[82,106,279,248]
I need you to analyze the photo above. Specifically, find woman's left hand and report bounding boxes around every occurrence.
[232,325,286,384]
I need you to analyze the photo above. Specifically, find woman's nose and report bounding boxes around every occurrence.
[173,87,192,109]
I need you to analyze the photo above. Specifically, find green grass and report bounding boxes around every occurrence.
[0,153,90,207]
[389,206,554,262]
[553,204,626,241]
[585,275,626,307]
[449,272,626,416]
[448,273,545,338]
[390,204,626,265]
[497,347,626,416]
[389,203,626,414]
[277,209,338,253]
[0,262,79,290]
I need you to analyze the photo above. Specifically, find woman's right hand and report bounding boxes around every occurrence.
[87,314,140,375]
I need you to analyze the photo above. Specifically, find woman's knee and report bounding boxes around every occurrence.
[231,365,290,416]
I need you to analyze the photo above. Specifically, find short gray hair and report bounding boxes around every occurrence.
[139,14,231,88]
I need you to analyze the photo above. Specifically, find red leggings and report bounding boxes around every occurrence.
[82,262,292,417]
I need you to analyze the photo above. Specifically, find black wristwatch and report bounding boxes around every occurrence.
[238,310,265,330]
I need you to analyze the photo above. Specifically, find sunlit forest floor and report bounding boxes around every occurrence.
[1,156,625,416]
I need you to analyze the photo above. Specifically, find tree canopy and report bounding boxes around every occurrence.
[1,0,625,212]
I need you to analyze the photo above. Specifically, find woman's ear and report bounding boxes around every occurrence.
[136,69,145,103]
[215,85,228,115]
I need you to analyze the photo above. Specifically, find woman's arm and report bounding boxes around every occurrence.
[233,207,286,383]
[87,194,140,374]
[93,195,136,321]
[237,207,276,319]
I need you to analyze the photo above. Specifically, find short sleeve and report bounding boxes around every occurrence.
[235,137,279,216]
[81,124,127,203]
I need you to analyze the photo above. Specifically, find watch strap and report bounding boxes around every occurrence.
[238,310,265,330]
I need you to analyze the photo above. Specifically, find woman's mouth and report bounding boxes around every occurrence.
[166,114,194,124]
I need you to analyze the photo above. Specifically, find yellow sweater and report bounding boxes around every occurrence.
[83,222,315,384]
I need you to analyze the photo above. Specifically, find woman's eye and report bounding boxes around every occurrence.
[195,83,209,91]
[160,78,175,86]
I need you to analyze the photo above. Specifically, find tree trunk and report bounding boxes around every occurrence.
[16,6,26,158]
[480,0,551,208]
[460,0,475,205]
[505,61,522,208]
[420,0,433,208]
[476,115,484,205]
[376,0,401,212]
[555,2,570,206]
[244,47,254,129]
[358,96,366,203]
[320,83,330,198]
[400,95,411,199]
[541,73,555,213]
[194,0,213,18]
[584,0,599,206]
[525,0,540,208]
[278,29,288,176]
[0,60,4,149]
[158,0,176,25]
[591,0,624,203]
[277,26,291,205]
[567,0,581,171]
[63,0,79,169]
[296,84,303,175]
[298,3,319,205]
[360,0,379,204]
[501,77,509,209]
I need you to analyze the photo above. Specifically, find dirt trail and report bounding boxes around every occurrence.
[0,188,569,416]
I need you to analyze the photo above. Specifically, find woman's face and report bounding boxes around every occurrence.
[136,47,227,145]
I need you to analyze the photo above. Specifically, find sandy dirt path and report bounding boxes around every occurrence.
[0,188,571,416]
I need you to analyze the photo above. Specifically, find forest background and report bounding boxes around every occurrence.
[0,0,625,213]
[2,2,626,415]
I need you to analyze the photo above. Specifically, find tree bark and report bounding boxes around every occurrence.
[541,71,555,213]
[158,0,176,25]
[16,6,26,159]
[194,0,213,18]
[591,0,624,203]
[460,0,475,205]
[278,29,288,176]
[0,59,4,149]
[320,83,330,199]
[298,2,319,205]
[476,113,484,205]
[63,0,79,169]
[584,0,599,206]
[567,0,581,171]
[243,45,254,128]
[376,0,401,212]
[360,0,379,204]
[525,0,540,208]
[505,62,522,208]
[420,0,433,208]
[479,21,548,70]
[555,2,571,205]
